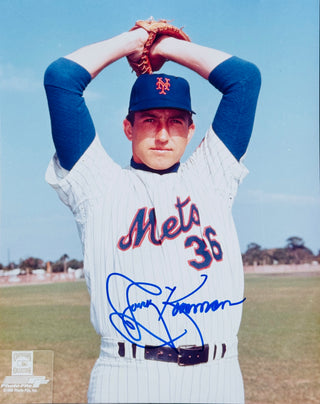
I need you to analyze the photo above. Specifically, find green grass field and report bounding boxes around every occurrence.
[0,274,319,403]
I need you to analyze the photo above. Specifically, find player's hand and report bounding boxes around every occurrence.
[127,28,148,63]
[148,35,171,72]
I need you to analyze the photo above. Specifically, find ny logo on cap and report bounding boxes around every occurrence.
[156,77,171,94]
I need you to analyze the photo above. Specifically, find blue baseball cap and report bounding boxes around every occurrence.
[128,73,195,114]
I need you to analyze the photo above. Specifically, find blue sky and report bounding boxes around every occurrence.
[0,0,319,264]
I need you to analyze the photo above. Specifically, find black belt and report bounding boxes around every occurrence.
[118,342,226,366]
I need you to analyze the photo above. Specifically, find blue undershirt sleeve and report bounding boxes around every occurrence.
[208,56,261,161]
[44,57,95,170]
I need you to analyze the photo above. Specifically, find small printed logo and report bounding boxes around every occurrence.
[156,77,171,94]
[12,351,33,376]
[0,350,52,398]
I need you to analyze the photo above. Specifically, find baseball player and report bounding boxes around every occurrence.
[44,21,261,404]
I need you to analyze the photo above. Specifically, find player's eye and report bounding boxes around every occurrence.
[171,119,183,125]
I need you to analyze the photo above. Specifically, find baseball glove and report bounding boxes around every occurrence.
[127,17,191,76]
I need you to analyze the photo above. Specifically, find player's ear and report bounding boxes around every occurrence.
[186,123,195,144]
[123,119,133,141]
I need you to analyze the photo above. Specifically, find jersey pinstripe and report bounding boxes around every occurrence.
[46,125,248,403]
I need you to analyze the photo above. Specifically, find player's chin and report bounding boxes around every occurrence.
[147,151,176,171]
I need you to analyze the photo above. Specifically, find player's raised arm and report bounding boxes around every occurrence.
[149,36,232,79]
[44,29,148,170]
[64,29,148,78]
[150,37,261,161]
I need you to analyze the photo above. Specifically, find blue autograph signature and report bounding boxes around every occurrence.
[106,273,245,349]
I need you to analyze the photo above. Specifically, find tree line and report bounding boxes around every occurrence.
[242,236,320,266]
[1,236,319,272]
[0,254,83,273]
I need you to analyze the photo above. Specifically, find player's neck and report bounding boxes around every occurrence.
[130,157,180,175]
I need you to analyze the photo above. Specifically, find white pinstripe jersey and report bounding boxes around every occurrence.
[46,125,248,403]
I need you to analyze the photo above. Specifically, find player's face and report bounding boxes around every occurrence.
[123,109,195,171]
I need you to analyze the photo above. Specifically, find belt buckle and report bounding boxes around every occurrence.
[177,344,209,366]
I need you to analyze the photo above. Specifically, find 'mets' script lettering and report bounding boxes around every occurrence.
[117,196,223,271]
[117,196,200,250]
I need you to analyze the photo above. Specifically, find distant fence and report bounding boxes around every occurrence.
[244,263,320,274]
[1,264,320,287]
[0,270,84,287]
